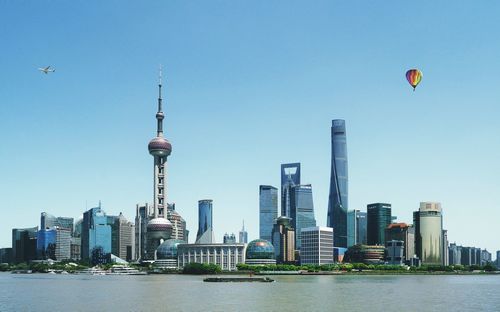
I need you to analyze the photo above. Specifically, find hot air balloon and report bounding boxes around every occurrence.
[406,69,423,91]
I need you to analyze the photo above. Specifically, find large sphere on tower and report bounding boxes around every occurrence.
[148,137,172,157]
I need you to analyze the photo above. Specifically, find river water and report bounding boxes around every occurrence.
[1,272,499,311]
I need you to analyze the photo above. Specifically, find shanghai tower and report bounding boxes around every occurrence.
[327,119,348,247]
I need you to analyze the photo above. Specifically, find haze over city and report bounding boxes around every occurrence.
[1,1,499,255]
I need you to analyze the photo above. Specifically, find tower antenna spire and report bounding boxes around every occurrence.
[156,64,164,136]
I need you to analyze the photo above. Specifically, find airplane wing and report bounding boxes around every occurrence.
[45,66,50,70]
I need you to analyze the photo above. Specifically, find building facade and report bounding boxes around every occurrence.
[55,227,71,261]
[290,184,316,250]
[414,202,443,266]
[347,210,367,247]
[367,203,392,246]
[12,227,38,263]
[167,203,188,242]
[271,216,295,264]
[135,203,150,261]
[385,223,415,263]
[223,233,236,244]
[300,226,334,265]
[386,240,404,265]
[177,243,245,271]
[245,239,276,265]
[327,119,348,248]
[196,199,215,244]
[281,163,301,217]
[111,213,135,261]
[81,205,112,262]
[259,185,278,242]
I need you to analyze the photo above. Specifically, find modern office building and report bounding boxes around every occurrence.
[239,220,248,244]
[12,227,38,263]
[386,240,404,265]
[146,69,174,259]
[300,226,334,265]
[37,228,56,260]
[413,202,443,265]
[81,205,112,262]
[367,203,392,246]
[496,251,500,268]
[290,184,316,250]
[167,203,188,242]
[223,233,236,244]
[385,223,415,262]
[111,213,135,261]
[347,210,367,247]
[0,248,12,264]
[442,229,449,266]
[245,239,276,265]
[448,243,462,265]
[55,227,71,261]
[480,250,492,266]
[271,216,295,264]
[281,163,301,217]
[344,244,385,264]
[196,199,215,244]
[259,185,278,242]
[327,119,348,248]
[177,243,245,271]
[135,203,150,261]
[40,212,74,233]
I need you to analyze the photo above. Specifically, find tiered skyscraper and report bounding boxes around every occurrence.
[146,68,173,259]
[327,119,348,248]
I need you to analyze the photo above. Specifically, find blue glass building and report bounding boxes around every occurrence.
[259,185,278,242]
[37,228,57,259]
[290,184,316,250]
[347,210,367,247]
[81,205,112,262]
[281,163,300,217]
[195,199,214,243]
[367,203,392,246]
[327,119,348,247]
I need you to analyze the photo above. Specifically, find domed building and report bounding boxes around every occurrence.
[146,217,173,259]
[157,239,184,260]
[245,239,276,265]
[154,239,185,269]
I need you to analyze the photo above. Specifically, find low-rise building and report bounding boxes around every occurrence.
[177,243,245,271]
[245,239,276,265]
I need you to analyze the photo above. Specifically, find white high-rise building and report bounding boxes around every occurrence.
[300,226,334,265]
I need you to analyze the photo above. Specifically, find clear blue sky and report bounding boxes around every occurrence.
[1,1,499,255]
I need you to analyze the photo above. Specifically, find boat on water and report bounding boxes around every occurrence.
[75,267,107,275]
[204,277,274,283]
[107,265,147,275]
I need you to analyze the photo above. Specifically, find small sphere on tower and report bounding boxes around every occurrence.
[148,136,172,157]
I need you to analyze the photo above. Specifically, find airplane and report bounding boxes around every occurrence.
[38,66,55,74]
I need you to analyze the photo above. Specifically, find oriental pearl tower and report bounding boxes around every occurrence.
[146,67,173,260]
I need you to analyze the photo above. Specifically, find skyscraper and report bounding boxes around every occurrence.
[414,202,443,265]
[239,220,248,244]
[167,203,188,242]
[367,203,392,245]
[385,223,415,262]
[81,204,112,262]
[135,203,150,260]
[196,199,215,244]
[259,185,278,242]
[347,210,367,247]
[146,68,173,259]
[327,119,348,248]
[12,227,38,263]
[281,163,300,217]
[111,212,135,261]
[290,184,316,250]
[272,216,295,264]
[40,212,74,233]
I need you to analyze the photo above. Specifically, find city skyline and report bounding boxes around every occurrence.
[1,2,500,254]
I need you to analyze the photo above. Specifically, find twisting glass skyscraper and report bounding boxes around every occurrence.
[327,119,348,247]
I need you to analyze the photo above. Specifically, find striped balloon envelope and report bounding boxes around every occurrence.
[406,69,423,91]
